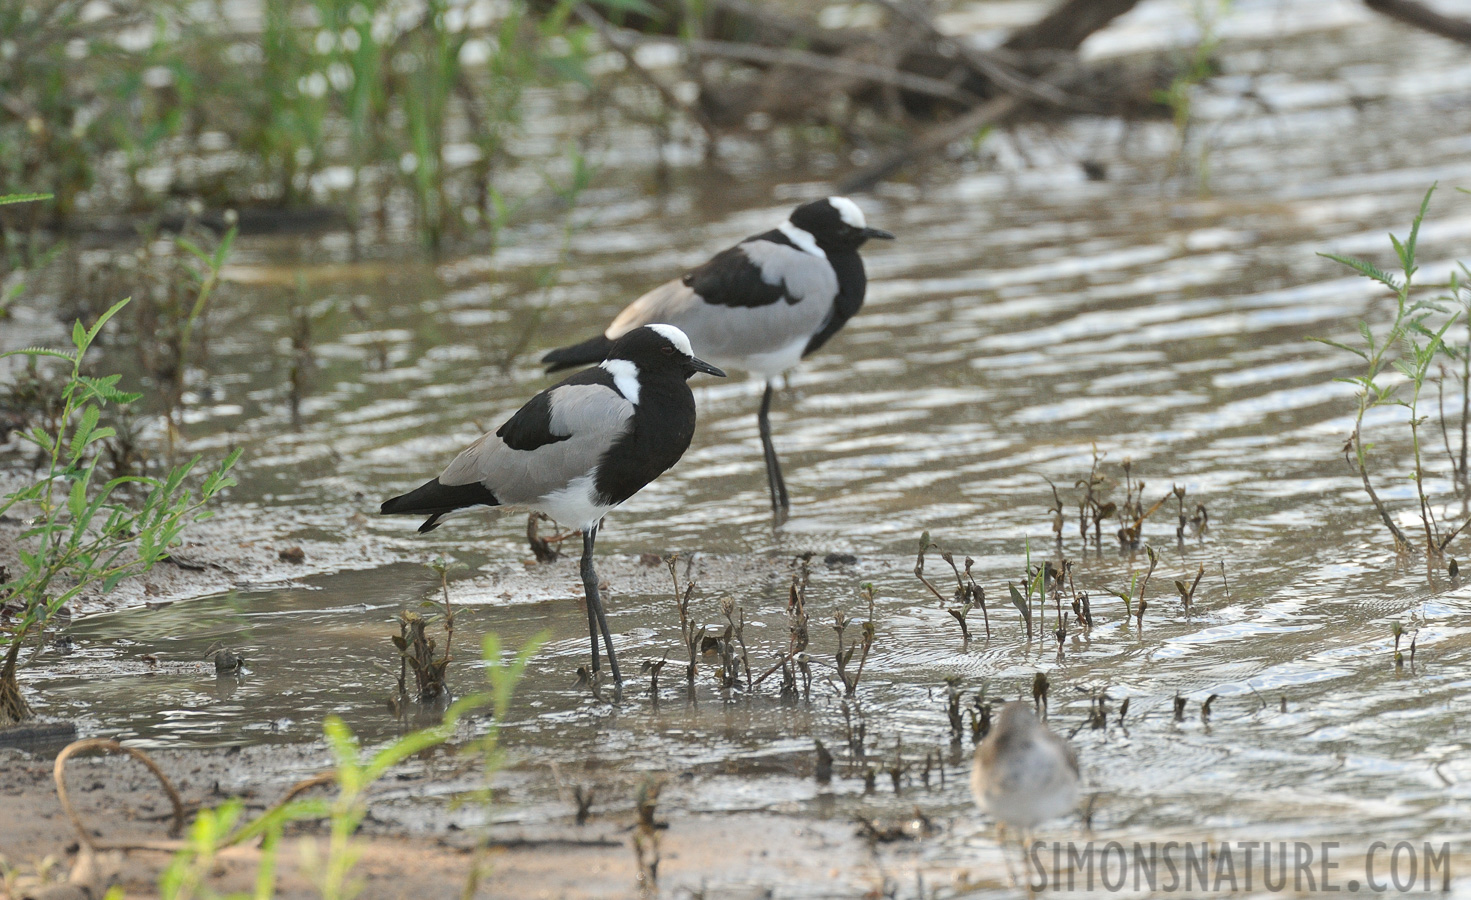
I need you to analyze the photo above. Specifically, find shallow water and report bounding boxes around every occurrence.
[16,0,1471,893]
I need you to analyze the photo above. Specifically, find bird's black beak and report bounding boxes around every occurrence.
[687,356,726,377]
[862,226,895,240]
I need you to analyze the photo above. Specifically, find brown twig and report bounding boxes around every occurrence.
[54,738,187,851]
[1136,546,1159,630]
[276,770,338,806]
[1348,428,1412,551]
[913,536,948,604]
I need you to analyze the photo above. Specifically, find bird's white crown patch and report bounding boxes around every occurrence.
[829,197,866,229]
[647,323,693,357]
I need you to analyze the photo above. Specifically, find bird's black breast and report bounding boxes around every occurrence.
[683,237,792,309]
[802,249,867,358]
[592,378,697,507]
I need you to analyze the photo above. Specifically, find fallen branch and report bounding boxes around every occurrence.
[600,29,982,105]
[833,0,1141,190]
[839,94,1020,194]
[870,0,1106,113]
[1365,0,1471,45]
[1002,0,1145,52]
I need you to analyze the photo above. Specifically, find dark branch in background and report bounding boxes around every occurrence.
[839,94,1022,194]
[1002,0,1147,52]
[870,0,1105,113]
[1365,0,1471,45]
[560,0,1169,190]
[597,29,980,105]
[841,0,1144,191]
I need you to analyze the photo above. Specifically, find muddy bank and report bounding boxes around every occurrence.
[0,483,391,620]
[0,743,976,898]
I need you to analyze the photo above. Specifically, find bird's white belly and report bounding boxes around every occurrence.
[707,336,809,382]
[532,472,614,530]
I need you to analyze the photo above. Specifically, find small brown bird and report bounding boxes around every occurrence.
[971,702,1080,830]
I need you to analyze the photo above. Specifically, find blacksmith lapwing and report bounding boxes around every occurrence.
[541,197,893,514]
[381,324,726,684]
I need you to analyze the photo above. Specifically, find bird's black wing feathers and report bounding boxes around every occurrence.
[495,389,570,452]
[380,478,499,533]
[683,239,790,309]
[496,367,621,451]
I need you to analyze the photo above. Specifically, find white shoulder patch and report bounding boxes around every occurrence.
[828,196,866,229]
[778,222,827,259]
[647,323,693,356]
[599,358,641,405]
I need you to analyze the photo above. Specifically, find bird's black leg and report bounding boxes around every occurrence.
[581,524,622,684]
[759,381,790,513]
[581,527,601,676]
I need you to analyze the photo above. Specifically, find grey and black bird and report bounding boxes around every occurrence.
[541,197,893,515]
[381,324,725,684]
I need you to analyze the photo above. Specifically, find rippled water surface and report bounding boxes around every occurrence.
[18,0,1471,893]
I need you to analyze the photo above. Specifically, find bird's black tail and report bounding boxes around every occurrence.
[541,334,614,373]
[381,478,500,533]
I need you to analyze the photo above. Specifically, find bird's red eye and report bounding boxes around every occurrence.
[661,346,674,354]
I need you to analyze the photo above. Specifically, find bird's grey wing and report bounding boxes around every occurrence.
[680,244,788,308]
[684,241,837,362]
[607,278,702,339]
[439,383,634,506]
[609,242,838,368]
[732,239,839,312]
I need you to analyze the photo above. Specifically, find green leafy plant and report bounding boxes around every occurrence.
[0,297,240,723]
[1006,538,1045,640]
[458,632,543,897]
[173,225,237,397]
[1314,185,1471,564]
